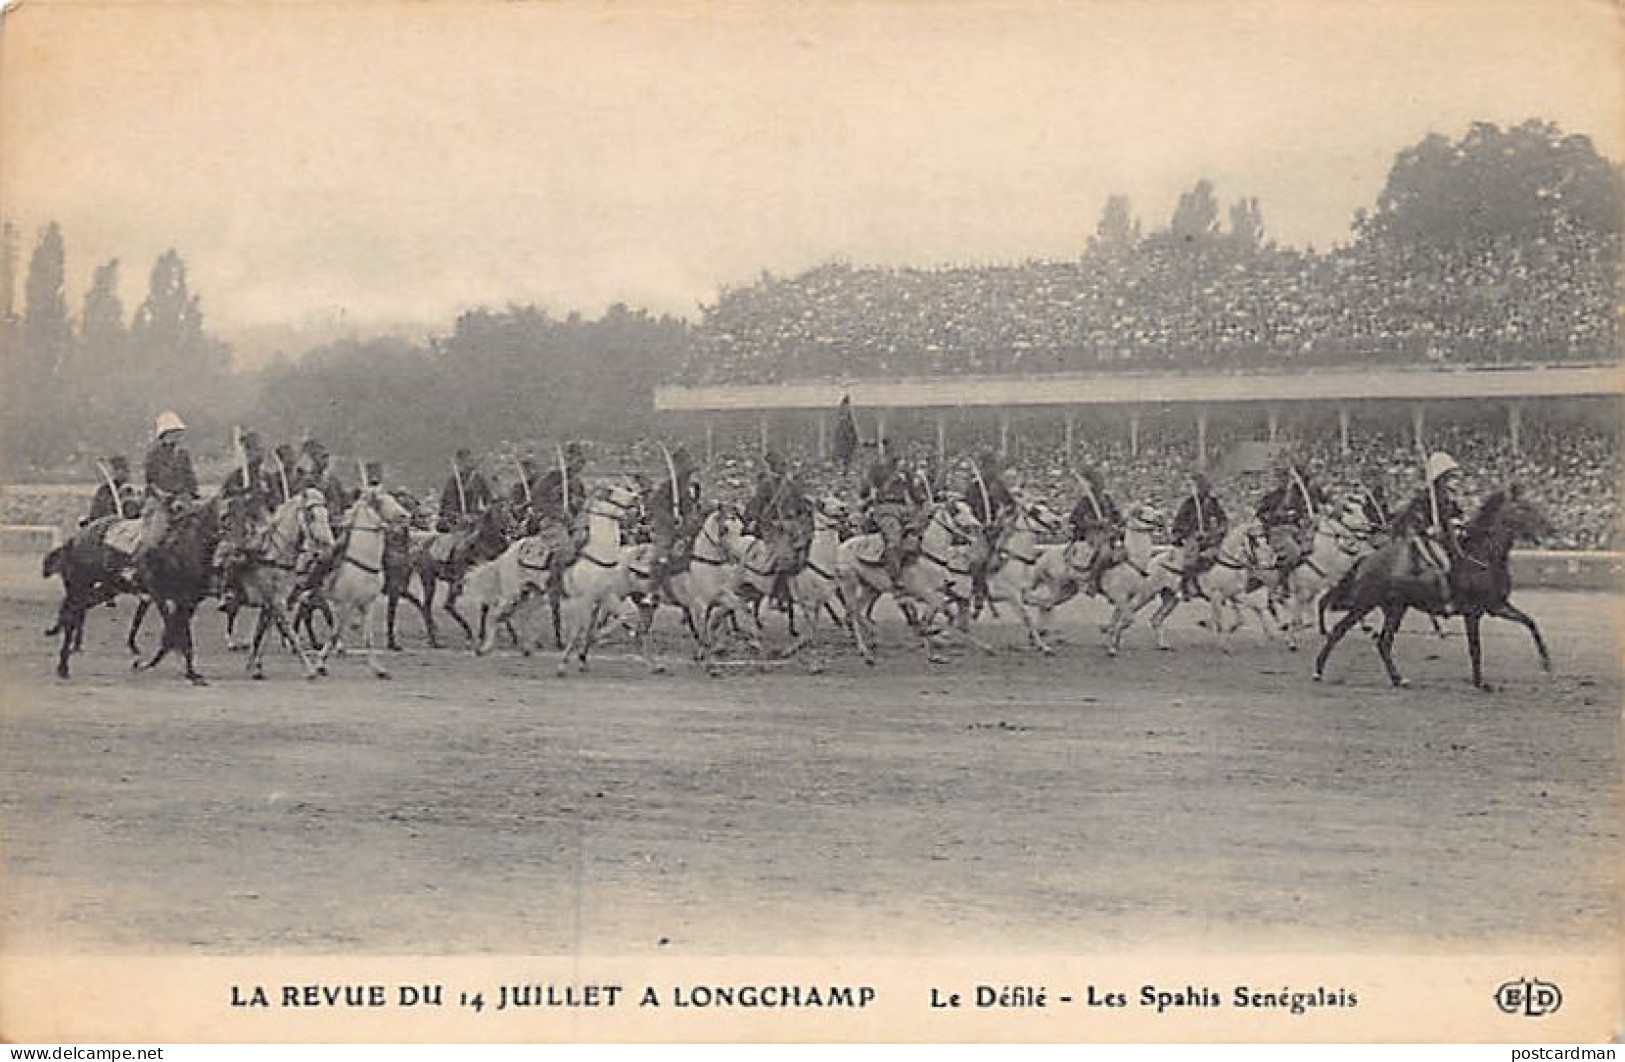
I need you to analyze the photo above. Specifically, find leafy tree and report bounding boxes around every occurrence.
[1358,119,1625,251]
[1166,179,1221,245]
[1088,195,1140,255]
[1227,197,1266,254]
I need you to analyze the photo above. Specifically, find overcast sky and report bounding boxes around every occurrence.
[2,0,1620,362]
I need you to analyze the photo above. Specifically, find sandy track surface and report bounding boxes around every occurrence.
[2,587,1617,956]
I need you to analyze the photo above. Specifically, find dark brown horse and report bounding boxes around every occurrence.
[1314,487,1553,690]
[129,499,223,685]
[44,517,146,677]
[410,502,516,647]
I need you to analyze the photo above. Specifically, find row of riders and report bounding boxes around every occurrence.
[52,409,1548,688]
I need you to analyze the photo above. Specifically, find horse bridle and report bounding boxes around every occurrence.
[690,511,737,567]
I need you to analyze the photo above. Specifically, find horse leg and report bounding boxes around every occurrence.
[1487,601,1552,674]
[247,604,275,679]
[1313,605,1369,681]
[1463,611,1489,691]
[1146,588,1179,651]
[1375,603,1409,688]
[362,599,390,679]
[418,568,442,647]
[224,599,249,652]
[442,581,475,647]
[174,603,206,685]
[55,592,87,679]
[385,590,402,650]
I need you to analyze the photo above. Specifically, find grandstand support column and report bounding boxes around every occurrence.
[1129,413,1140,458]
[705,419,715,464]
[1338,407,1351,457]
[877,410,887,457]
[1064,412,1075,461]
[1411,404,1426,453]
[1196,408,1209,470]
[1267,407,1279,443]
[998,409,1011,459]
[936,411,947,461]
[816,415,827,459]
[758,413,769,455]
[1509,401,1523,455]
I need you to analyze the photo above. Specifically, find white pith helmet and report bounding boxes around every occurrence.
[154,411,187,437]
[1425,451,1460,484]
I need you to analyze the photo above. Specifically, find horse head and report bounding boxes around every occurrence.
[1126,503,1163,535]
[296,486,336,553]
[1469,485,1554,550]
[1019,498,1065,536]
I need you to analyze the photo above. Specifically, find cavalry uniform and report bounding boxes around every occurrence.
[649,449,702,580]
[527,446,590,583]
[1172,473,1228,595]
[746,452,813,607]
[439,450,494,532]
[216,431,276,609]
[1395,452,1464,609]
[862,455,923,583]
[287,439,345,606]
[1069,470,1122,595]
[136,411,199,558]
[1255,466,1325,575]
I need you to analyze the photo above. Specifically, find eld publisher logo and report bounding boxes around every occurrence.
[1495,978,1563,1018]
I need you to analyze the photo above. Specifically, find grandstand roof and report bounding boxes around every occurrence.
[656,362,1622,412]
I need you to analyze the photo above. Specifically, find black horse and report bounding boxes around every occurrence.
[131,499,223,685]
[44,518,147,677]
[410,502,515,647]
[1315,487,1553,690]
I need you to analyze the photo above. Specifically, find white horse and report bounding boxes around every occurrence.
[734,495,851,669]
[1027,503,1160,642]
[1276,507,1376,651]
[472,484,637,657]
[979,498,1067,654]
[548,485,667,676]
[314,486,412,679]
[657,503,761,669]
[1104,517,1277,656]
[835,497,986,664]
[239,486,334,680]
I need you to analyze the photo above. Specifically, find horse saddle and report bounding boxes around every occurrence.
[515,536,556,572]
[104,518,144,556]
[851,534,887,566]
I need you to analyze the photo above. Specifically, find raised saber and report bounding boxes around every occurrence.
[970,461,992,524]
[658,443,680,518]
[93,459,121,515]
[451,457,468,517]
[271,451,291,504]
[1289,464,1318,521]
[556,445,570,515]
[514,455,532,505]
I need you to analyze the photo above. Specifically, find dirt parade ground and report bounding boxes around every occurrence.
[1,581,1618,957]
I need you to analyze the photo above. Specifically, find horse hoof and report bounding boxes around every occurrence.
[375,671,392,681]
[1394,678,1411,689]
[251,671,264,681]
[130,658,143,672]
[55,665,69,680]
[388,642,403,652]
[1312,671,1322,682]
[188,675,209,687]
[316,665,328,677]
[1286,642,1299,653]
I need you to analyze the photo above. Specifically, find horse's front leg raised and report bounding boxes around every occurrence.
[1488,601,1551,675]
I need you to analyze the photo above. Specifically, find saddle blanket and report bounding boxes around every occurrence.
[105,518,143,556]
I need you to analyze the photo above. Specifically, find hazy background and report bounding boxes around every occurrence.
[4,0,1621,363]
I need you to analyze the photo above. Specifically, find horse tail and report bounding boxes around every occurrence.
[42,544,64,579]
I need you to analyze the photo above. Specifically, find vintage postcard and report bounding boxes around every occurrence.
[0,0,1619,1043]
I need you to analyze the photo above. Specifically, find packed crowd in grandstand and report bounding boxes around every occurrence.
[685,227,1620,382]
